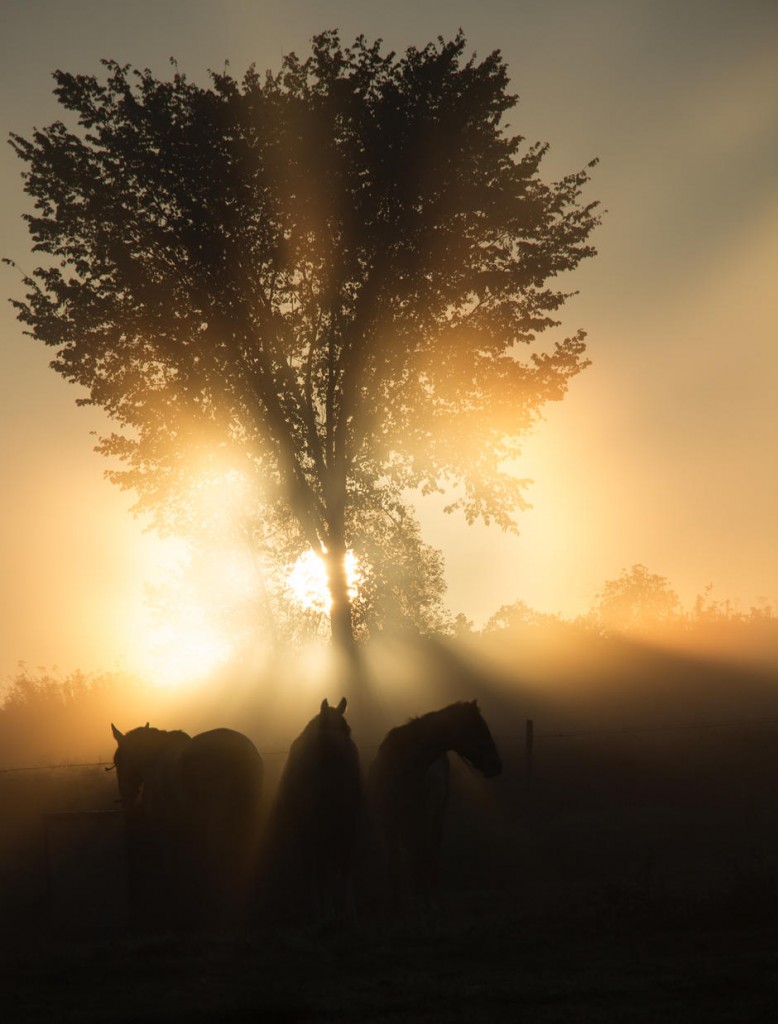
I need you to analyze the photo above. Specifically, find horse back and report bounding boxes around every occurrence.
[180,728,263,817]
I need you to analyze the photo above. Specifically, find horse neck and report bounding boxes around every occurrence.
[140,729,184,761]
[138,732,190,802]
[406,713,460,768]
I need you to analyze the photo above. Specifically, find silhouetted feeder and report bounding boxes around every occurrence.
[44,810,129,931]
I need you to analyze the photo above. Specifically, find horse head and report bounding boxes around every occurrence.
[318,697,351,737]
[452,701,502,778]
[111,721,157,808]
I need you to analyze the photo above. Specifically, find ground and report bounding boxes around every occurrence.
[4,896,778,1023]
[3,640,778,1020]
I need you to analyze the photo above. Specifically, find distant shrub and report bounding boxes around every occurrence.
[0,666,151,768]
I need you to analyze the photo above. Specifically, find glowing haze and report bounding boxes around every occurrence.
[287,552,362,617]
[1,0,776,686]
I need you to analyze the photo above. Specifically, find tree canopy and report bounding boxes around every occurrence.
[9,31,600,649]
[591,564,681,634]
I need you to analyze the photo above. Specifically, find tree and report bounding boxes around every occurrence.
[350,501,452,639]
[139,449,453,653]
[483,599,561,633]
[9,31,600,654]
[591,564,681,634]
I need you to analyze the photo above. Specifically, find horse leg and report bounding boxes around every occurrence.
[422,756,449,912]
[385,830,409,915]
[423,815,446,913]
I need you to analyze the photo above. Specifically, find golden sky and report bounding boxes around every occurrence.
[1,0,776,683]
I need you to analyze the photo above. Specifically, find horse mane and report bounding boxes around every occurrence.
[157,728,190,741]
[297,714,350,741]
[117,726,192,762]
[379,701,474,756]
[125,726,190,741]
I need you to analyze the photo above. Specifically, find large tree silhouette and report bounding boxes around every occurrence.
[10,32,600,652]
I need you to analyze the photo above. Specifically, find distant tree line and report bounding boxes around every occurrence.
[457,564,775,638]
[2,562,774,767]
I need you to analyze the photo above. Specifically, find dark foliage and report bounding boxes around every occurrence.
[9,31,600,646]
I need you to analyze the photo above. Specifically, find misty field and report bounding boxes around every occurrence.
[2,628,778,1021]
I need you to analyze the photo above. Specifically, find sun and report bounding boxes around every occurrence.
[287,549,361,613]
[122,453,363,684]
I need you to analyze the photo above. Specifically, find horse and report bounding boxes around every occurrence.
[110,722,264,927]
[367,700,502,909]
[268,698,361,921]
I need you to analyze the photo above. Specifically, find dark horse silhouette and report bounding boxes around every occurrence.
[368,701,502,908]
[269,698,361,920]
[111,723,263,927]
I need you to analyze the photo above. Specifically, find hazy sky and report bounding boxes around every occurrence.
[1,0,776,684]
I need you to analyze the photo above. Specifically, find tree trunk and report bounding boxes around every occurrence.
[323,537,369,715]
[324,540,355,654]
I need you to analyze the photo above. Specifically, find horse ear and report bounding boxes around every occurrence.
[144,722,150,729]
[336,697,347,714]
[320,698,329,713]
[111,723,123,742]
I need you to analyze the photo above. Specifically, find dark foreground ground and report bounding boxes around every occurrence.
[3,636,778,1021]
[3,894,778,1024]
[5,727,778,1022]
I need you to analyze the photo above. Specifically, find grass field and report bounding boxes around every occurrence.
[3,897,778,1022]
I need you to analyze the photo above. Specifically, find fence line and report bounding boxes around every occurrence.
[526,715,778,741]
[0,760,114,774]
[3,714,778,776]
[0,753,289,775]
